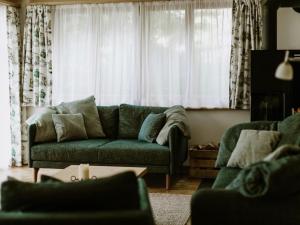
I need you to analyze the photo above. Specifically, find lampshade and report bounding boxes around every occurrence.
[275,61,294,81]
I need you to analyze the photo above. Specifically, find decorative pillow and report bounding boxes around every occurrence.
[156,105,190,145]
[56,96,105,138]
[1,171,139,212]
[227,130,281,168]
[138,113,166,143]
[25,107,57,142]
[52,114,88,142]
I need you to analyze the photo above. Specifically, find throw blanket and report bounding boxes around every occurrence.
[226,145,300,198]
[156,105,190,145]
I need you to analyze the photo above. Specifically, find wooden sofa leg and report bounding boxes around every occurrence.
[33,168,39,183]
[166,174,171,190]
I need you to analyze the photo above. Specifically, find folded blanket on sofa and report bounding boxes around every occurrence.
[156,105,190,145]
[226,154,300,198]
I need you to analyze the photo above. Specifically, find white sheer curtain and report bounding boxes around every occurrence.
[52,0,232,108]
[52,4,141,105]
[0,6,11,168]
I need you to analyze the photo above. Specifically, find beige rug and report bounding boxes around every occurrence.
[149,193,191,225]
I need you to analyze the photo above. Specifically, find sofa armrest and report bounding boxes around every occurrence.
[191,189,300,225]
[168,126,188,175]
[28,124,37,168]
[216,121,278,168]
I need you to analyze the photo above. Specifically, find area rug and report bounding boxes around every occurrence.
[149,193,191,225]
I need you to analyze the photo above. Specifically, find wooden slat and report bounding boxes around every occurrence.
[189,168,219,179]
[189,150,218,159]
[190,159,216,168]
[29,0,172,5]
[0,0,20,7]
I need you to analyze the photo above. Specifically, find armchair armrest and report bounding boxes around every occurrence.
[168,126,188,175]
[28,124,37,167]
[216,121,278,168]
[191,189,300,225]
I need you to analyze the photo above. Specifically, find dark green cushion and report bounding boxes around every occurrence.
[277,113,300,147]
[98,140,170,166]
[212,167,241,189]
[97,106,119,139]
[226,155,300,198]
[1,171,139,212]
[118,104,167,139]
[138,113,166,143]
[31,139,112,163]
[215,121,278,168]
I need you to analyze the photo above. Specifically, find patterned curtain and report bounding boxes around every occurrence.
[6,6,25,166]
[23,5,52,107]
[229,0,263,109]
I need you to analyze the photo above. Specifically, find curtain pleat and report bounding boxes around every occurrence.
[229,0,263,109]
[23,5,53,107]
[6,6,25,166]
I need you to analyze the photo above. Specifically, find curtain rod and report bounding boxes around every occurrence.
[0,0,20,7]
[29,0,174,5]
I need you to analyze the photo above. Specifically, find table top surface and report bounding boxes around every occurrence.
[52,165,147,182]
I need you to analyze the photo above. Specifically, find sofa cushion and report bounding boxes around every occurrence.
[98,140,170,166]
[119,104,167,139]
[31,139,112,163]
[97,106,119,139]
[56,96,106,138]
[52,114,88,142]
[212,167,241,189]
[1,171,139,212]
[277,113,300,147]
[138,113,166,143]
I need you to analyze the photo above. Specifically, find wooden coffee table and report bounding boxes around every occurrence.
[50,165,147,182]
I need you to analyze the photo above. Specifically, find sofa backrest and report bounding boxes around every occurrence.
[97,106,119,139]
[118,104,168,139]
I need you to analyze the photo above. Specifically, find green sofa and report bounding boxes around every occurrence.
[28,104,188,188]
[191,120,300,225]
[0,178,155,225]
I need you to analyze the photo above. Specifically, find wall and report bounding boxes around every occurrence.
[187,110,250,145]
[277,7,300,49]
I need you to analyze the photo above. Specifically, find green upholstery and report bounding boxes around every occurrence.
[97,140,170,166]
[118,104,167,139]
[277,113,300,147]
[31,139,112,163]
[215,121,278,168]
[0,178,155,225]
[212,167,240,189]
[29,105,188,176]
[1,172,139,212]
[192,117,300,225]
[97,106,119,139]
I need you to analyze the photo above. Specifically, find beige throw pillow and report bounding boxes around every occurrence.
[227,130,281,168]
[25,107,57,143]
[52,114,88,142]
[56,96,105,138]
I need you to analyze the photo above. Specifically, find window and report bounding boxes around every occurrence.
[52,0,232,108]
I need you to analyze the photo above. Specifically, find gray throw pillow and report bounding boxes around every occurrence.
[52,114,88,142]
[227,130,281,168]
[25,107,57,142]
[138,113,166,143]
[56,96,105,138]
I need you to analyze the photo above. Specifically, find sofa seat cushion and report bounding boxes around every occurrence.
[31,139,112,163]
[98,140,170,166]
[212,167,241,189]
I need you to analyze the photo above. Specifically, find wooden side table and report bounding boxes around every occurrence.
[189,148,219,178]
